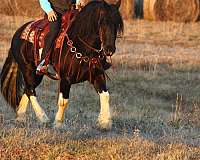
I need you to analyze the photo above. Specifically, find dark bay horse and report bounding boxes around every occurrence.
[0,0,123,129]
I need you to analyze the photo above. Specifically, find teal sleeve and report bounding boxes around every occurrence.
[39,0,53,14]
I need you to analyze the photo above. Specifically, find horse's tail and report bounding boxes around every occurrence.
[0,49,24,111]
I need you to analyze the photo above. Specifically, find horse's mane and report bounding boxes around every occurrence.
[69,1,124,38]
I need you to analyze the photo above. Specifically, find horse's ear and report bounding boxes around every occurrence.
[115,0,121,9]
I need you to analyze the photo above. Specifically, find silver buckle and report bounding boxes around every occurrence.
[67,40,73,46]
[70,47,77,53]
[83,57,89,62]
[76,53,82,59]
[99,54,104,60]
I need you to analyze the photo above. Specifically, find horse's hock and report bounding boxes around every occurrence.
[143,0,200,22]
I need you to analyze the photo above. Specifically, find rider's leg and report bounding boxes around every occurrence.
[37,14,62,77]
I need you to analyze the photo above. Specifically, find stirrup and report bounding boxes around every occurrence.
[36,60,47,75]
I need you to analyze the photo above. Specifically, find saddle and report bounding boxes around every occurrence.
[20,10,77,66]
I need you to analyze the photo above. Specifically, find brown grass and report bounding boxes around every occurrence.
[0,0,43,17]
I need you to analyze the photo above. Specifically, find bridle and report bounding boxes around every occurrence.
[65,34,105,63]
[64,33,109,82]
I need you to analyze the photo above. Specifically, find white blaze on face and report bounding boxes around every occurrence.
[30,96,49,123]
[55,93,69,123]
[98,91,112,129]
[16,94,29,117]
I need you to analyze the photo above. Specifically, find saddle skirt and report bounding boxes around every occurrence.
[20,11,77,65]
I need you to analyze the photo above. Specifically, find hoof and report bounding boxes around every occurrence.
[54,120,65,129]
[15,114,26,122]
[97,118,112,130]
[38,114,50,124]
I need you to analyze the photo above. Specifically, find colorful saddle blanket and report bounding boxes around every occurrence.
[20,10,77,65]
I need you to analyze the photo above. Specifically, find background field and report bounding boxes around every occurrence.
[1,2,200,160]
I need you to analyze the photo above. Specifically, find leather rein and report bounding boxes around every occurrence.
[77,36,103,53]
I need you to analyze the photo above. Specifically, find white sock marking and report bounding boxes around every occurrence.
[30,96,49,123]
[55,93,68,123]
[17,94,29,115]
[16,94,29,121]
[98,91,112,129]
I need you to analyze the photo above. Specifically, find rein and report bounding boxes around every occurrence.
[65,34,105,62]
[77,36,103,53]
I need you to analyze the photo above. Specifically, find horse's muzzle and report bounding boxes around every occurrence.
[103,45,116,56]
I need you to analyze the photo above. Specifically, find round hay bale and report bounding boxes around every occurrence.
[143,0,151,20]
[143,0,165,21]
[164,0,200,22]
[143,0,200,22]
[120,0,135,19]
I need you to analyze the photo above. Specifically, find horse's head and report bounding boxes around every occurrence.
[69,0,123,57]
[98,0,123,56]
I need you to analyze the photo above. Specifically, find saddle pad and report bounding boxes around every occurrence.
[20,21,66,49]
[21,22,37,45]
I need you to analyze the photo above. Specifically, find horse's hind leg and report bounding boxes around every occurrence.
[54,80,70,128]
[92,75,112,130]
[21,65,49,123]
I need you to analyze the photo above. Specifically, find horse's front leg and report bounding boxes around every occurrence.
[93,75,112,130]
[54,80,70,129]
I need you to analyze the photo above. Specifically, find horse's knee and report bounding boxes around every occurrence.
[58,93,69,107]
[25,88,36,97]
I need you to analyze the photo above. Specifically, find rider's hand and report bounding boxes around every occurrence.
[47,10,57,22]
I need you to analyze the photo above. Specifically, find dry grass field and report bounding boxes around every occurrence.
[1,10,200,160]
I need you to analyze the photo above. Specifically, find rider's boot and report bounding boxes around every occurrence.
[36,59,59,79]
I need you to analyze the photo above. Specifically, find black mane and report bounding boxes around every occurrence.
[69,1,124,38]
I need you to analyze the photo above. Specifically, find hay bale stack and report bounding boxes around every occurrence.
[143,0,200,22]
[164,0,200,22]
[0,0,43,17]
